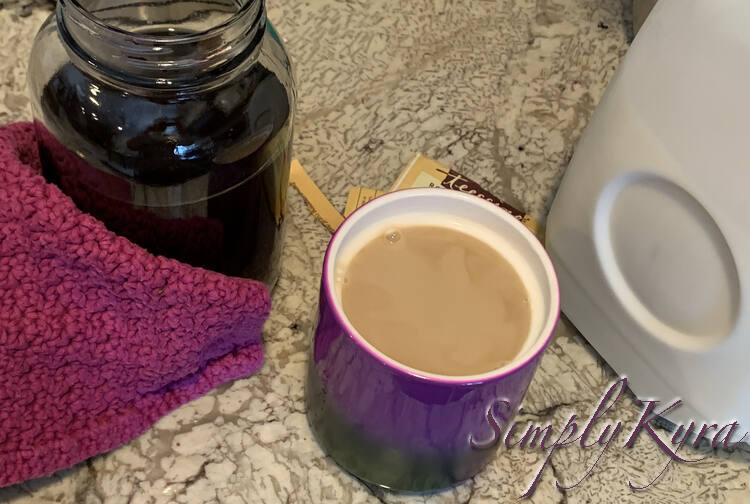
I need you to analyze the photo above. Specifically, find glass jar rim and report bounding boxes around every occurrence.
[64,0,260,44]
[57,0,266,87]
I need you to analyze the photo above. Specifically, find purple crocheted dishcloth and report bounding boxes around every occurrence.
[0,123,271,487]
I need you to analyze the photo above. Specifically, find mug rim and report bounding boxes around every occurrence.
[322,188,560,385]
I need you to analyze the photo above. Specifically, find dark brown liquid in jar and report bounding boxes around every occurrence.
[36,58,292,287]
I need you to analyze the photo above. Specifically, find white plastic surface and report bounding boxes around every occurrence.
[546,0,750,427]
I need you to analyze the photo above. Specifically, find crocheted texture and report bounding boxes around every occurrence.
[0,123,271,487]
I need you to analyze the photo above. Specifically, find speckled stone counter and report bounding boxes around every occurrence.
[1,1,749,503]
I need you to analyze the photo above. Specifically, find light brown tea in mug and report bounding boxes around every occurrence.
[340,224,531,376]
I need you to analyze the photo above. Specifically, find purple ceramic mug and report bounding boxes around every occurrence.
[306,188,560,491]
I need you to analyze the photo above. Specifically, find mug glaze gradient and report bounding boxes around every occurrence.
[306,189,560,491]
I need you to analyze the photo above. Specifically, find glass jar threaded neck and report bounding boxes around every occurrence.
[58,0,266,87]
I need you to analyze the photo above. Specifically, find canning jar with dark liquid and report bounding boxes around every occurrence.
[28,0,296,289]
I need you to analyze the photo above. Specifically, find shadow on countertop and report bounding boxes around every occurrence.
[1,0,54,17]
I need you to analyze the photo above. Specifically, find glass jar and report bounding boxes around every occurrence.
[28,0,296,289]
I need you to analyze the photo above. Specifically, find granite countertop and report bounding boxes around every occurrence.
[1,1,749,503]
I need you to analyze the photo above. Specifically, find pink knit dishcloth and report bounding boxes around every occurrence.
[0,123,271,487]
